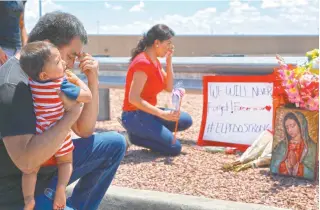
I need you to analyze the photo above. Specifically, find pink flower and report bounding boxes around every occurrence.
[299,73,314,87]
[282,79,298,89]
[279,69,294,80]
[286,87,301,104]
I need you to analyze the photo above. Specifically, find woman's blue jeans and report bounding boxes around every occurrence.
[121,108,193,156]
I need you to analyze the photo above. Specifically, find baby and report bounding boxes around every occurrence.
[19,41,92,210]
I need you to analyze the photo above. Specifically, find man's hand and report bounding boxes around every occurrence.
[78,53,99,81]
[0,48,8,65]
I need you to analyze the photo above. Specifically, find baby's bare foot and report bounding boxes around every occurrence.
[24,197,35,210]
[53,186,66,209]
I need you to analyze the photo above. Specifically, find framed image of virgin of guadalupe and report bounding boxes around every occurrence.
[270,107,319,180]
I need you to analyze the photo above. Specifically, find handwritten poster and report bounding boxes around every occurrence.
[203,82,274,145]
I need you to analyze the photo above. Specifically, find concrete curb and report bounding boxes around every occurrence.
[67,184,289,210]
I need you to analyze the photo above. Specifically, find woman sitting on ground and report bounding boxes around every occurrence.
[121,24,193,156]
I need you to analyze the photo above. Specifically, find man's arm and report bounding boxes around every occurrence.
[3,110,80,173]
[72,53,99,138]
[1,84,81,173]
[19,3,28,47]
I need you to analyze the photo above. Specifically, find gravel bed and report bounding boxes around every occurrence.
[95,89,319,210]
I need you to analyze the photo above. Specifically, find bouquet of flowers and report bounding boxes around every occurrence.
[274,49,319,111]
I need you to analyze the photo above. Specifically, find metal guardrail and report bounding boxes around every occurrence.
[74,56,307,120]
[78,56,307,72]
[74,56,307,91]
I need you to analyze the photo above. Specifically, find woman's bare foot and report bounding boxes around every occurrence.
[24,197,35,210]
[53,186,66,209]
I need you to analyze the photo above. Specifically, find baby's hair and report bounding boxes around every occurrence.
[20,41,56,81]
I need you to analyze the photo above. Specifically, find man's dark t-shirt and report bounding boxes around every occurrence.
[0,57,57,208]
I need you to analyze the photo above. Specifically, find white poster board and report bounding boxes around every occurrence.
[203,82,274,145]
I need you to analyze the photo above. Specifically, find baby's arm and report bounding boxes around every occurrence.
[61,70,92,103]
[71,79,92,103]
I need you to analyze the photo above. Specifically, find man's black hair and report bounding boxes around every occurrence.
[28,11,88,47]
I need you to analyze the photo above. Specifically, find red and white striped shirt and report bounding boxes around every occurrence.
[29,77,74,159]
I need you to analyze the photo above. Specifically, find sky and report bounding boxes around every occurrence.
[24,0,319,35]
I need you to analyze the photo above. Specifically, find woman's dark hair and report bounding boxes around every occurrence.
[28,11,88,48]
[20,41,56,82]
[283,112,302,141]
[130,24,175,62]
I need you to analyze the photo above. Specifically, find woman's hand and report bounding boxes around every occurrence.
[166,44,174,64]
[158,109,180,121]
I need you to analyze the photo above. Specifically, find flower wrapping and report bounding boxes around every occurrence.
[172,87,185,111]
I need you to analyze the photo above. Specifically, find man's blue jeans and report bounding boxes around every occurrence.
[34,131,126,210]
[121,108,193,156]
